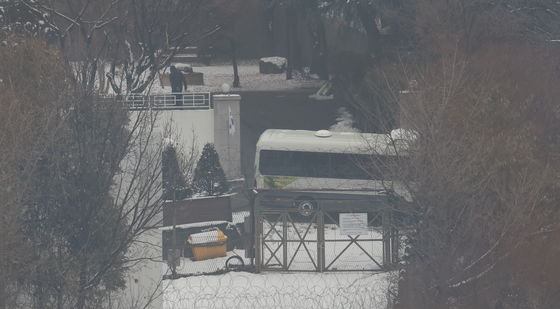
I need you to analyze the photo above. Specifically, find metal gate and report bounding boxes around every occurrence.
[255,205,400,272]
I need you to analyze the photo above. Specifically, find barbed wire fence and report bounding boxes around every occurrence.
[162,271,397,309]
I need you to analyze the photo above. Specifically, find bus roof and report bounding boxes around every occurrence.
[256,129,398,155]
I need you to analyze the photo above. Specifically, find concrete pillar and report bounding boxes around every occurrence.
[213,94,241,180]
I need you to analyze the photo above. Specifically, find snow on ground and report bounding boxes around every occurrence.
[259,56,287,68]
[162,211,393,308]
[170,249,247,276]
[149,60,323,94]
[163,271,392,309]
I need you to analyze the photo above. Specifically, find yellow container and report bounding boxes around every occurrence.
[187,230,228,261]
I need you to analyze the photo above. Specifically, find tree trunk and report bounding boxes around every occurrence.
[308,10,329,80]
[171,190,178,278]
[34,277,46,309]
[76,257,88,309]
[56,245,64,309]
[230,39,240,88]
[289,5,303,71]
[265,2,276,55]
[285,6,293,80]
[56,287,63,309]
[0,280,6,309]
[356,3,380,55]
[316,22,329,80]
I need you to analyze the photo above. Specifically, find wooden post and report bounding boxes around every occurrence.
[230,38,240,88]
[285,5,293,80]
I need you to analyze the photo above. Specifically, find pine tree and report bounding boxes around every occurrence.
[193,143,229,196]
[162,144,192,200]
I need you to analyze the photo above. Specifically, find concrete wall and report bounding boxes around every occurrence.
[213,95,242,180]
[140,104,242,180]
[154,109,215,154]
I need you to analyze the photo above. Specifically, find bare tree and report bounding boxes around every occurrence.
[192,0,248,87]
[390,44,560,308]
[0,33,179,309]
[331,2,560,307]
[8,0,221,94]
[0,2,224,307]
[103,0,217,94]
[0,37,73,309]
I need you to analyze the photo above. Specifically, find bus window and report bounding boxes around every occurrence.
[259,150,330,178]
[330,153,372,179]
[258,150,295,176]
[259,150,400,180]
[295,151,330,178]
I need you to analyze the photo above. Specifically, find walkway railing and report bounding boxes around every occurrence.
[101,92,212,109]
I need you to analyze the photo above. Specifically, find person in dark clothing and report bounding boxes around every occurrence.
[169,65,187,106]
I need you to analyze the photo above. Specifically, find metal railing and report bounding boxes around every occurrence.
[101,92,212,109]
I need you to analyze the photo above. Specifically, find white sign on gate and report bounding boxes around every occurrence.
[339,213,368,235]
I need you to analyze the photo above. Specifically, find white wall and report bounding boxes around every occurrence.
[154,109,214,154]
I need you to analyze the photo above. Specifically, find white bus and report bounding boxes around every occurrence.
[254,129,412,215]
